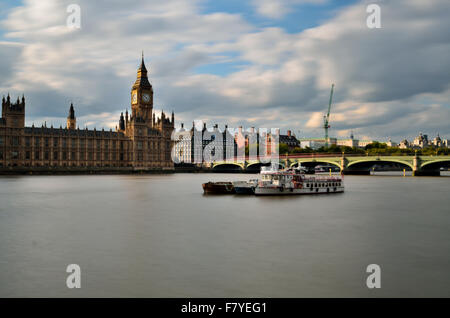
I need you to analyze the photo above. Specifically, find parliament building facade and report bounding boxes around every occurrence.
[0,56,175,171]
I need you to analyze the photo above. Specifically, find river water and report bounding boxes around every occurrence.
[0,173,449,297]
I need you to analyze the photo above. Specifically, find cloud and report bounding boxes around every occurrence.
[175,0,450,139]
[0,0,449,142]
[0,41,24,89]
[0,0,252,124]
[251,0,328,19]
[305,112,323,129]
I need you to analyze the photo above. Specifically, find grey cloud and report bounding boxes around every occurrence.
[0,42,23,88]
[1,0,449,141]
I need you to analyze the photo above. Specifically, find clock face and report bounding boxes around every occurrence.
[142,93,150,102]
[132,93,137,104]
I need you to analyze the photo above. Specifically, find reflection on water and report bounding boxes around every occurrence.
[0,173,449,297]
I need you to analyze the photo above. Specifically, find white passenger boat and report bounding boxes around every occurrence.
[254,167,344,196]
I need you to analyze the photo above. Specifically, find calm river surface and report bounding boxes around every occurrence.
[0,173,449,297]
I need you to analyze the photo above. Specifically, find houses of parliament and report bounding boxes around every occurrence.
[0,56,175,171]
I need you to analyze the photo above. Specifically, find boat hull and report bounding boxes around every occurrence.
[255,186,344,196]
[234,186,256,194]
[202,182,235,194]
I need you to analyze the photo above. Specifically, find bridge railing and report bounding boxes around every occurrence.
[285,153,449,158]
[286,153,350,159]
[210,153,450,164]
[211,153,350,163]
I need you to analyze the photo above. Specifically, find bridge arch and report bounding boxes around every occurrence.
[347,158,414,170]
[247,162,284,170]
[290,159,342,170]
[420,158,450,169]
[246,162,263,168]
[212,162,244,171]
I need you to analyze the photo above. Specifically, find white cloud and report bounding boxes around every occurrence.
[251,0,328,19]
[305,112,322,128]
[0,0,449,141]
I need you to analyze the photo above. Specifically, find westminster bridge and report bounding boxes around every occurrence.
[207,153,450,176]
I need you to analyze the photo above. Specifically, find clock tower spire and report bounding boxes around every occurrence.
[131,52,153,126]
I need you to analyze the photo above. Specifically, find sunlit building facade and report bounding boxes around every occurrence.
[0,57,174,170]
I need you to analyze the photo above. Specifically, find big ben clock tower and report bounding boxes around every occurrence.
[131,52,153,127]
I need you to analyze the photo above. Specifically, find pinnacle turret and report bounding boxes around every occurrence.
[133,52,152,90]
[66,103,76,129]
[68,103,75,119]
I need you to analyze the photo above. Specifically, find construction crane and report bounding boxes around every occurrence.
[323,83,335,148]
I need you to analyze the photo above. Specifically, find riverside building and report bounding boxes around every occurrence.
[0,56,174,171]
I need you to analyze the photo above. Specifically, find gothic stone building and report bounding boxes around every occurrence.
[0,57,174,171]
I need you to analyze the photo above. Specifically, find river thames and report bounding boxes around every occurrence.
[0,173,449,297]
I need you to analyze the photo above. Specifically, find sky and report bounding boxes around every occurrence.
[0,0,449,141]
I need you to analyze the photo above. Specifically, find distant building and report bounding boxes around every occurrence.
[357,140,374,148]
[300,133,375,149]
[173,123,236,164]
[210,124,236,161]
[242,127,277,156]
[396,133,450,149]
[279,130,300,150]
[431,134,443,147]
[336,138,357,147]
[399,139,410,149]
[412,133,429,148]
[174,126,295,160]
[172,123,192,163]
[299,138,336,150]
[299,139,323,150]
[386,139,397,147]
[336,132,359,148]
